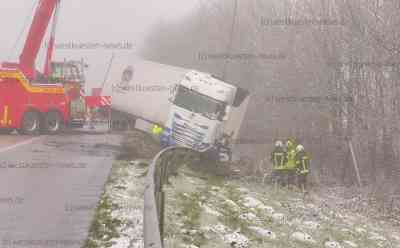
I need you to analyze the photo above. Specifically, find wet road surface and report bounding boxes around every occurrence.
[0,133,121,247]
[0,135,37,151]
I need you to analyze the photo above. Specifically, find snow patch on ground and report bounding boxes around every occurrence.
[202,204,222,217]
[84,160,147,248]
[343,240,358,247]
[257,204,275,215]
[242,196,262,208]
[302,220,321,230]
[248,226,277,240]
[210,224,230,234]
[223,232,249,248]
[291,231,316,244]
[325,240,343,248]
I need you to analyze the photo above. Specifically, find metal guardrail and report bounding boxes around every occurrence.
[143,146,195,248]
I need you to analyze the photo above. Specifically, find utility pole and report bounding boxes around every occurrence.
[101,52,115,91]
[222,0,238,81]
[100,52,115,132]
[348,139,362,187]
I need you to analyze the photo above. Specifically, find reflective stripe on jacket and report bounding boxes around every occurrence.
[271,148,287,170]
[295,151,310,174]
[285,149,296,170]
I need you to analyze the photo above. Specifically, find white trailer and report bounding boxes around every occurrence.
[102,55,250,161]
[102,57,185,124]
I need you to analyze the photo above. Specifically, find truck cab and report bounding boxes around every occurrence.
[165,71,238,161]
[50,60,87,127]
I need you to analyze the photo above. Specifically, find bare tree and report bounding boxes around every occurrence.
[140,0,400,199]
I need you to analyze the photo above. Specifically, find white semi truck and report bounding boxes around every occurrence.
[102,56,250,162]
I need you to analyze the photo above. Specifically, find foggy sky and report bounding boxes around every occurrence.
[0,0,198,90]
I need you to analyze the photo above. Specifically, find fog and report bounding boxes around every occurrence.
[1,0,400,246]
[0,0,199,89]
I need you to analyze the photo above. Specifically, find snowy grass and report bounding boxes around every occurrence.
[162,166,400,248]
[81,137,400,248]
[83,160,147,248]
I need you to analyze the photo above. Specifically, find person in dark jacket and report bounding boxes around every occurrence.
[295,144,310,192]
[270,140,288,186]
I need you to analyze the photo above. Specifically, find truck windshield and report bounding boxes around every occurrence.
[174,85,226,120]
[51,63,85,85]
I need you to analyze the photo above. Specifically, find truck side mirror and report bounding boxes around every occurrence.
[222,106,231,121]
[169,84,178,103]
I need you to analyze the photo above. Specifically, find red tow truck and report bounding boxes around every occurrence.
[0,0,110,135]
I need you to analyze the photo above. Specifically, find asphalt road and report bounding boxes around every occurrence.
[0,133,121,248]
[0,135,36,151]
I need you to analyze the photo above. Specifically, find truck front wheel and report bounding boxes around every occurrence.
[20,111,41,135]
[43,111,63,134]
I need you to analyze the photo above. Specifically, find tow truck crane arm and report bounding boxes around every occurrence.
[18,0,59,80]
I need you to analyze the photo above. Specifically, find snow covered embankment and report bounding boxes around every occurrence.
[162,166,400,248]
[83,160,148,248]
[82,155,400,248]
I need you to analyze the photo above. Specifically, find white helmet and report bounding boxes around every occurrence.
[296,144,304,152]
[275,140,283,147]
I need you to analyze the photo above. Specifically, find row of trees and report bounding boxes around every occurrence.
[140,0,400,197]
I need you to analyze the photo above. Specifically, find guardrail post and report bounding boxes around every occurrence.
[158,153,169,241]
[160,191,165,242]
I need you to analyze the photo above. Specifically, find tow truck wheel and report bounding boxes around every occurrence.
[20,111,41,135]
[43,111,63,134]
[0,128,14,134]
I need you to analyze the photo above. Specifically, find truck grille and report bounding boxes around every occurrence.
[171,120,205,149]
